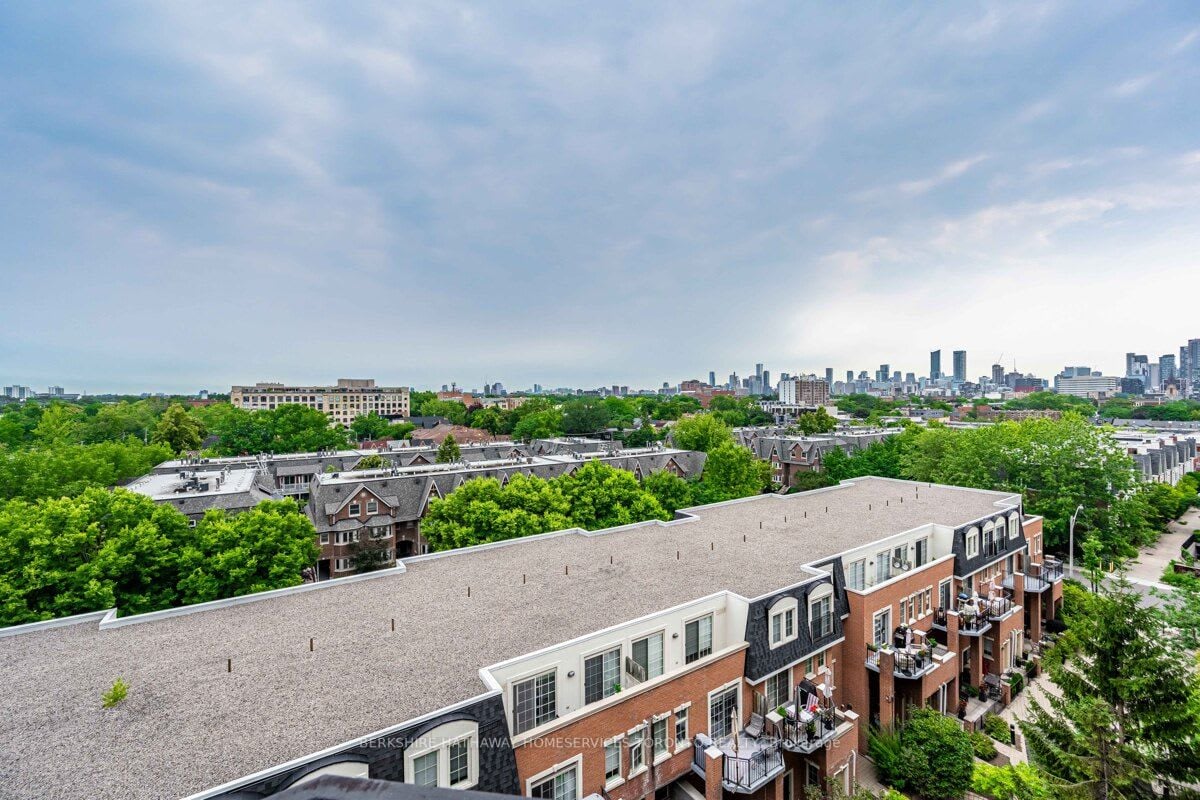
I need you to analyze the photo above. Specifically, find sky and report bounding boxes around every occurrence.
[1,2,1199,394]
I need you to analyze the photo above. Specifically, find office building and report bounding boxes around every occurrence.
[990,365,1004,387]
[231,379,411,427]
[825,368,833,386]
[930,350,941,381]
[2,478,1062,800]
[952,351,967,383]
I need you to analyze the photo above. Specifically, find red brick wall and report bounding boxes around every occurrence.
[514,649,746,800]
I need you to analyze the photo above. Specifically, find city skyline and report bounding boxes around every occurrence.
[3,3,1200,392]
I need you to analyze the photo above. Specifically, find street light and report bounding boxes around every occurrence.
[1068,504,1085,578]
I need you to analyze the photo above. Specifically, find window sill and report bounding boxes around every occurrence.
[627,766,648,781]
[653,753,671,767]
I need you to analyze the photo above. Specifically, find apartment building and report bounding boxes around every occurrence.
[1110,430,1199,484]
[0,477,1060,800]
[141,441,706,578]
[777,377,830,407]
[734,428,897,489]
[230,379,411,426]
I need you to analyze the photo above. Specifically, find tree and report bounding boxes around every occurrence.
[971,763,1055,800]
[694,442,769,503]
[176,500,320,604]
[266,404,348,454]
[795,407,837,435]
[33,403,85,445]
[557,460,669,530]
[469,407,504,435]
[643,470,693,514]
[671,414,732,453]
[152,404,203,453]
[350,412,391,441]
[871,709,974,800]
[621,423,660,448]
[1021,581,1200,797]
[0,438,174,502]
[417,399,469,425]
[562,398,611,435]
[437,434,462,463]
[512,409,564,442]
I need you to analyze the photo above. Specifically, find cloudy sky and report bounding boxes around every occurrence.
[2,2,1199,393]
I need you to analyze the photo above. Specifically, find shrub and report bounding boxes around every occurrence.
[1008,672,1025,696]
[102,678,129,708]
[971,730,997,761]
[881,791,908,800]
[983,713,1010,742]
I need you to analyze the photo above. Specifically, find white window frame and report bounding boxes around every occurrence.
[627,725,647,777]
[631,631,665,681]
[526,757,582,800]
[769,597,799,648]
[684,614,714,663]
[404,720,479,790]
[872,607,891,648]
[348,502,361,516]
[809,585,834,639]
[707,679,741,740]
[651,714,671,765]
[604,736,624,789]
[583,646,622,705]
[846,558,866,591]
[334,557,352,572]
[966,527,979,558]
[366,499,378,514]
[763,668,790,710]
[512,669,557,735]
[674,703,691,750]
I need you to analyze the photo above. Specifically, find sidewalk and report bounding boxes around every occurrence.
[1127,506,1199,584]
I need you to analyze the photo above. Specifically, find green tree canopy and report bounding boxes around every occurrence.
[561,398,612,435]
[152,404,203,453]
[693,442,769,503]
[436,434,462,463]
[671,414,733,453]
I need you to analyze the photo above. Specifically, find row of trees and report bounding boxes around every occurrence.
[798,414,1196,562]
[1099,397,1200,421]
[422,439,771,551]
[0,490,319,625]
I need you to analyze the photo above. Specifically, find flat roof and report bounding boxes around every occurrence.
[124,468,260,500]
[0,477,1017,800]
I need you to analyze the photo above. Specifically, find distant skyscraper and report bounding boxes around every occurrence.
[755,363,764,379]
[991,364,1004,386]
[904,372,915,385]
[825,367,834,386]
[762,370,771,394]
[846,370,854,384]
[708,371,716,387]
[1188,339,1200,395]
[878,364,890,382]
[930,350,942,380]
[952,351,967,382]
[1160,354,1177,381]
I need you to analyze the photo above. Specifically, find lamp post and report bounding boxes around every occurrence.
[1068,504,1084,578]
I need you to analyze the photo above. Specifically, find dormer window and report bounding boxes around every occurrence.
[769,597,799,648]
[966,527,979,558]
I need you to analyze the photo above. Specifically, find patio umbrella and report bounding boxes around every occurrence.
[731,708,740,755]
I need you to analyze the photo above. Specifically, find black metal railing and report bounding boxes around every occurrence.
[955,607,992,633]
[777,712,838,752]
[986,597,1013,619]
[1040,560,1063,583]
[721,739,783,791]
[810,612,835,641]
[933,607,948,627]
[894,649,930,677]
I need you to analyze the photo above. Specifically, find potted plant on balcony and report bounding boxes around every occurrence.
[805,720,817,741]
[821,707,836,731]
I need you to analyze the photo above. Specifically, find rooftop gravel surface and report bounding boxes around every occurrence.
[0,477,1016,800]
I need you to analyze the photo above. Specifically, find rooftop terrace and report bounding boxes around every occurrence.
[0,477,1017,800]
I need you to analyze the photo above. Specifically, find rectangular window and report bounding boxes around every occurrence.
[846,559,866,590]
[966,533,979,558]
[319,532,329,545]
[349,502,361,516]
[629,727,645,773]
[652,717,669,761]
[873,608,891,647]
[334,557,352,572]
[413,751,438,787]
[448,739,470,786]
[532,766,577,800]
[675,708,689,747]
[771,607,795,645]
[685,615,713,663]
[915,538,928,567]
[810,596,832,638]
[584,648,621,704]
[604,740,622,783]
[764,670,790,709]
[939,579,951,611]
[513,671,557,734]
[366,500,378,514]
[632,633,664,680]
[709,685,739,739]
[875,550,891,583]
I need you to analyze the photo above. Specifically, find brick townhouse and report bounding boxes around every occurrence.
[733,428,897,490]
[1,477,1060,800]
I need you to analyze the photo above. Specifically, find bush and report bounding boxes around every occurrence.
[983,713,1010,742]
[102,678,129,708]
[871,710,974,799]
[971,730,997,761]
[1008,672,1025,696]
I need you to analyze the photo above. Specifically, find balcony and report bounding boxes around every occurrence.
[773,704,848,754]
[932,606,992,637]
[865,643,949,679]
[1004,558,1064,593]
[693,731,784,794]
[985,596,1016,620]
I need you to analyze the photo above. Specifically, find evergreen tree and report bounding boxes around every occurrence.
[1021,580,1200,798]
[436,434,462,463]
